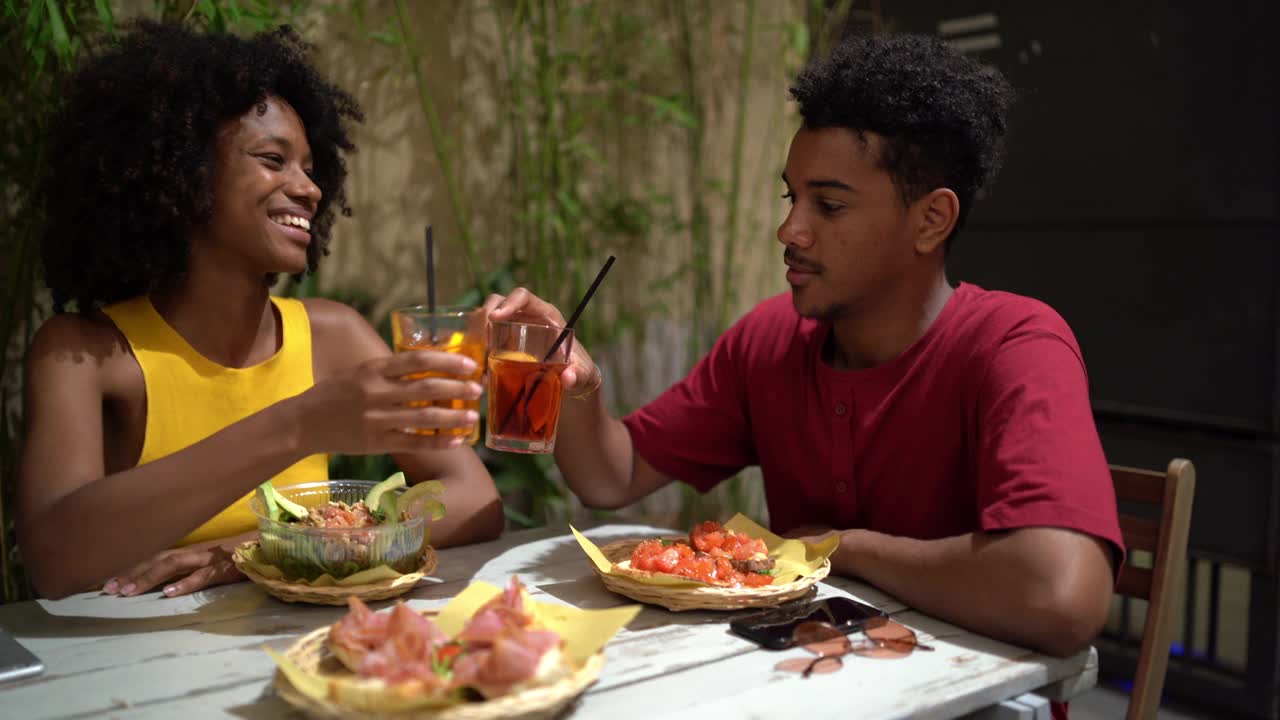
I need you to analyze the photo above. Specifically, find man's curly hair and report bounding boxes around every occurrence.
[790,33,1014,245]
[41,21,364,312]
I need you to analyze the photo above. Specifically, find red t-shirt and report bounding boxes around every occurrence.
[624,284,1121,719]
[624,282,1123,556]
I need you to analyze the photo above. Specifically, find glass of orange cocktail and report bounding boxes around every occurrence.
[485,320,573,454]
[390,305,487,445]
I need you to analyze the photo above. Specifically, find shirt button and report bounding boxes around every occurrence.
[835,402,847,416]
[835,482,848,493]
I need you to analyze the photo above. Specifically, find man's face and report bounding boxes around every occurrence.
[202,96,321,276]
[777,126,914,321]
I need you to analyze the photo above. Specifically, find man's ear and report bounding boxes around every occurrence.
[913,188,960,255]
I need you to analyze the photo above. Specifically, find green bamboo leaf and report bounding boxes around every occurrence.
[94,0,114,34]
[32,44,47,76]
[648,264,692,292]
[481,264,516,294]
[643,95,697,129]
[547,213,567,237]
[346,0,367,28]
[563,137,603,165]
[503,505,535,528]
[789,20,809,58]
[23,0,43,46]
[493,474,524,493]
[367,29,401,46]
[197,0,224,32]
[42,0,70,66]
[452,288,482,307]
[555,189,582,219]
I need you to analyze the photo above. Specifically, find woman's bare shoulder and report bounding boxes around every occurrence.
[298,297,388,374]
[298,297,370,332]
[27,310,131,372]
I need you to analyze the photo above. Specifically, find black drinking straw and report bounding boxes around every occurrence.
[425,225,437,343]
[496,255,616,436]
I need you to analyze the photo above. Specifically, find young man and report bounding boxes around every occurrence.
[489,32,1121,681]
[18,22,503,600]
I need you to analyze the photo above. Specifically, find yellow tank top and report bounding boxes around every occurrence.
[101,296,329,546]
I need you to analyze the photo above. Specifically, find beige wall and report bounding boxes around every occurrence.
[298,1,808,524]
[308,1,801,341]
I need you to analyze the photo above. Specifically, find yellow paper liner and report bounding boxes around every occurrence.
[572,514,838,611]
[233,541,437,605]
[591,538,829,611]
[272,630,605,720]
[268,583,639,718]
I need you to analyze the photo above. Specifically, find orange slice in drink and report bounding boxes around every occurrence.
[443,331,466,351]
[494,350,539,363]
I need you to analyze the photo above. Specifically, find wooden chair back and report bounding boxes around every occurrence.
[1112,458,1196,720]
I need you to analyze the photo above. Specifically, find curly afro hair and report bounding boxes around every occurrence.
[790,33,1014,245]
[41,21,364,312]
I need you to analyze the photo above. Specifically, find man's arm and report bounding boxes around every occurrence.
[482,288,675,509]
[553,387,673,510]
[805,525,1114,657]
[829,312,1115,657]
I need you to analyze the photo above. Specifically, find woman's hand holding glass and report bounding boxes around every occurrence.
[297,350,482,455]
[389,306,487,444]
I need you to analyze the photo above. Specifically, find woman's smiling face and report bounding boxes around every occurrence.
[201,96,321,276]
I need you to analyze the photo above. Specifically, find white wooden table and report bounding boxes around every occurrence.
[0,523,1096,719]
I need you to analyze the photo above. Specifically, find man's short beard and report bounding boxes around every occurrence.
[791,291,845,322]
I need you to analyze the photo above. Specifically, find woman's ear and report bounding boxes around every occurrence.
[913,188,959,255]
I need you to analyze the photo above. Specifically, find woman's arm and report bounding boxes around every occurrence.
[17,312,481,599]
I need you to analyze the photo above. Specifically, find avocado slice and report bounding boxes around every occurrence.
[255,484,280,522]
[378,491,400,525]
[258,481,306,522]
[365,471,408,514]
[397,479,446,521]
[276,489,307,521]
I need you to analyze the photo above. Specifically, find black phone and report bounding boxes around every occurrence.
[729,596,888,650]
[0,629,43,684]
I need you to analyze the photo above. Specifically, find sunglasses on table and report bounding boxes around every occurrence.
[774,616,936,678]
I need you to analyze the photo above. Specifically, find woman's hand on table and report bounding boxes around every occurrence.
[484,288,602,400]
[101,532,254,598]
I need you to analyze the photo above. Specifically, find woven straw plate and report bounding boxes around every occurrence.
[273,609,605,720]
[593,538,830,611]
[233,540,437,606]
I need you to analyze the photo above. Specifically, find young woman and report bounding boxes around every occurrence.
[17,22,503,600]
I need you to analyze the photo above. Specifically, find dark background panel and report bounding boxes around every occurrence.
[865,2,1280,715]
[1097,420,1276,570]
[949,227,1279,432]
[881,1,1280,222]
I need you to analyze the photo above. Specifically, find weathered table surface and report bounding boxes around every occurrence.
[0,523,1095,719]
